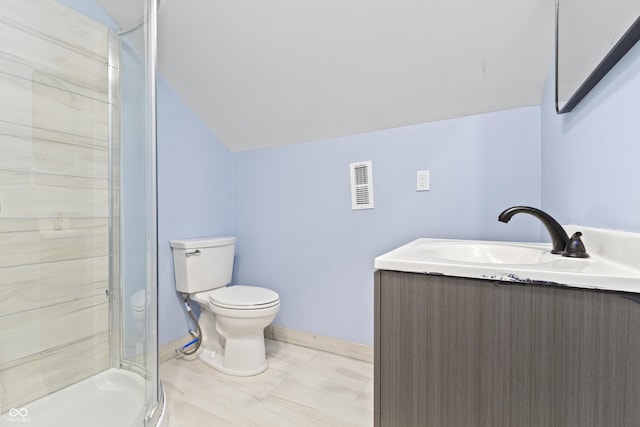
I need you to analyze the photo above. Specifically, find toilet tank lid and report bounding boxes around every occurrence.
[169,236,236,249]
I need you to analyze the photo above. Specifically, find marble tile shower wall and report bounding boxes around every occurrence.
[0,0,110,412]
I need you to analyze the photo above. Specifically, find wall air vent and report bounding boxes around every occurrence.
[350,160,374,210]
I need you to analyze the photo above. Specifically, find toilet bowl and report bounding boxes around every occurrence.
[170,237,280,376]
[192,285,279,375]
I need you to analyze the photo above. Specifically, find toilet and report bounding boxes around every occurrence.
[169,236,280,376]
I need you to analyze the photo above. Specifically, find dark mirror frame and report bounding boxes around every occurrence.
[555,2,640,114]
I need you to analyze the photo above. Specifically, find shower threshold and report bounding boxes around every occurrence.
[0,368,166,427]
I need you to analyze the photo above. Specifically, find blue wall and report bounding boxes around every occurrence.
[157,78,233,343]
[58,0,640,347]
[231,37,640,347]
[232,108,542,345]
[541,42,640,232]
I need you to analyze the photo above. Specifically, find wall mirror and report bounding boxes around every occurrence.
[555,0,640,113]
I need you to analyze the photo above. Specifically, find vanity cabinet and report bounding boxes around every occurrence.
[374,270,640,427]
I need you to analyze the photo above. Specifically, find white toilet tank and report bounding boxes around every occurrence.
[169,237,236,294]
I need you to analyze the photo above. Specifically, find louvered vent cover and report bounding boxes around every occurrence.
[350,161,374,210]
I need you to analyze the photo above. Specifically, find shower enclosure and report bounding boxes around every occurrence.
[0,0,165,425]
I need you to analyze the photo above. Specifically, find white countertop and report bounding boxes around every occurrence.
[374,226,640,294]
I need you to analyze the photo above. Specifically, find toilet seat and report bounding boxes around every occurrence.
[207,285,280,310]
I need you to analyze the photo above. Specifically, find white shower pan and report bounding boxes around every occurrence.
[0,369,167,427]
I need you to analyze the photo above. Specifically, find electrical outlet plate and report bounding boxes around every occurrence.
[417,170,430,191]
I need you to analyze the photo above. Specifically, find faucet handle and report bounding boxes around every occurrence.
[562,232,590,258]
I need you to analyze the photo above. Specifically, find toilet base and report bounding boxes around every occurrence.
[198,348,267,377]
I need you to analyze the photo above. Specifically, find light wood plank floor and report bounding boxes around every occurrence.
[161,339,374,426]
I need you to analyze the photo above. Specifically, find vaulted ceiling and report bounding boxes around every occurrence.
[101,0,555,152]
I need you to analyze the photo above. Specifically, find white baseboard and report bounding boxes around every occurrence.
[265,325,373,364]
[160,326,374,365]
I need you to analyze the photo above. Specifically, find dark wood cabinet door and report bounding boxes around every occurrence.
[375,270,640,427]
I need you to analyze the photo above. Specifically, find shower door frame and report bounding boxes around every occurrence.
[107,0,162,424]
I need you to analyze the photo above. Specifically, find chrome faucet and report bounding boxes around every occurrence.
[498,206,570,254]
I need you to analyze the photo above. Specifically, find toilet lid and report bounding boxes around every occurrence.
[209,285,279,310]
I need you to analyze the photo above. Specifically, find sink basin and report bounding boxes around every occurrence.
[416,242,551,265]
[374,228,640,293]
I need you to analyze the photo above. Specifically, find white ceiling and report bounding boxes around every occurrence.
[104,0,555,152]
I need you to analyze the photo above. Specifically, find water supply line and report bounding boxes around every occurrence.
[176,294,202,356]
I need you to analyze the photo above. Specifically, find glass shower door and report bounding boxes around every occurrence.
[0,0,162,425]
[112,0,162,425]
[112,0,161,423]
